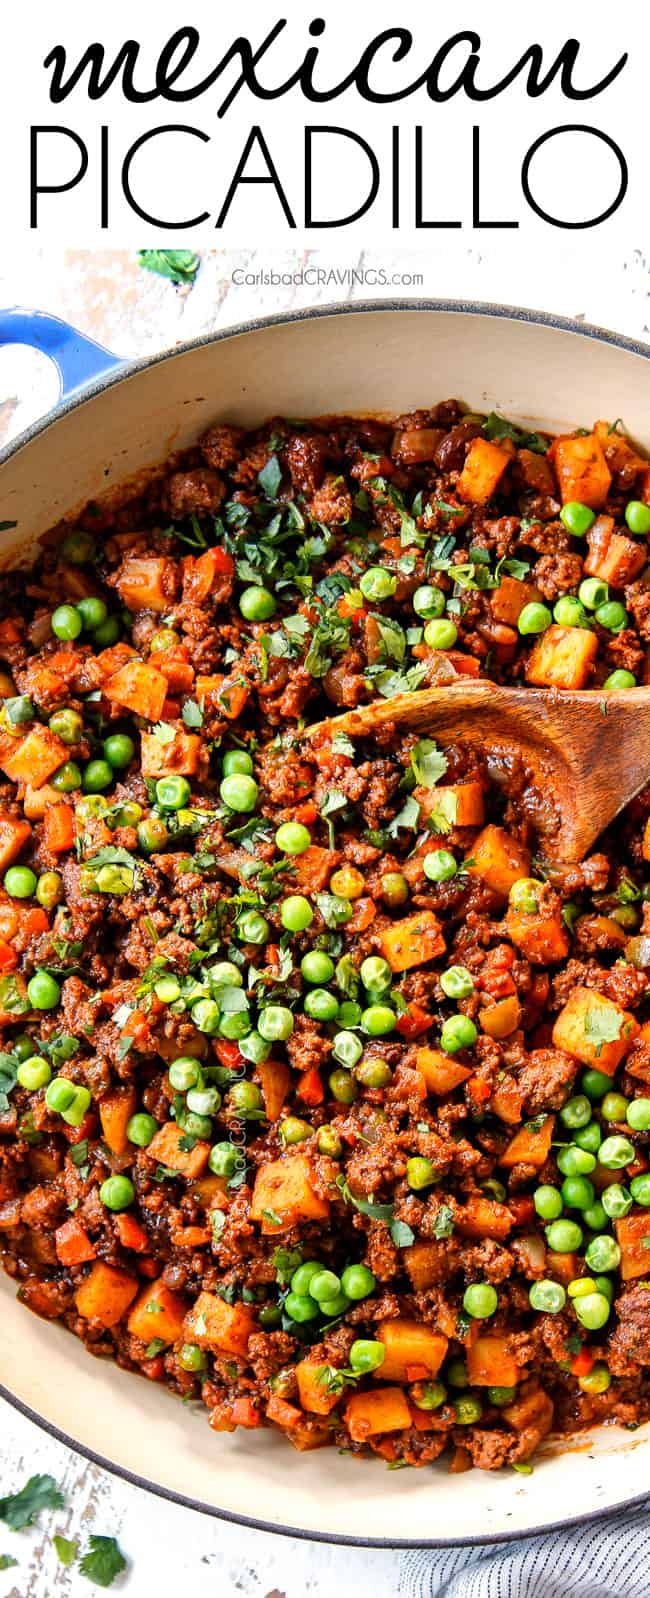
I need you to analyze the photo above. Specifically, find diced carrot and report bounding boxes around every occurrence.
[94,642,137,680]
[467,1335,520,1388]
[250,1153,330,1231]
[230,1397,262,1428]
[346,896,376,933]
[257,1059,290,1121]
[145,1120,210,1178]
[115,556,176,612]
[506,907,570,965]
[346,1386,411,1442]
[296,1358,342,1415]
[583,518,646,587]
[171,1225,211,1248]
[417,781,485,829]
[642,816,650,864]
[415,1047,471,1095]
[526,625,598,690]
[455,1198,513,1242]
[127,1279,187,1344]
[457,437,513,504]
[552,987,638,1073]
[374,1318,448,1382]
[478,995,522,1039]
[379,912,445,973]
[75,1262,139,1327]
[266,1395,302,1429]
[500,1114,555,1169]
[615,1213,650,1280]
[194,675,249,720]
[396,1002,433,1039]
[55,1216,97,1266]
[115,1212,150,1253]
[182,547,233,603]
[289,845,335,893]
[104,661,168,722]
[156,656,195,695]
[140,728,201,778]
[466,826,531,898]
[0,725,69,788]
[490,576,543,627]
[99,1087,137,1156]
[297,1066,325,1107]
[0,940,17,972]
[183,1290,255,1356]
[550,432,612,508]
[43,802,74,853]
[0,812,31,873]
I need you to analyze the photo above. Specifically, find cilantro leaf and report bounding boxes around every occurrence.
[79,1535,127,1588]
[410,739,448,789]
[432,1205,455,1240]
[53,1535,78,1567]
[182,699,203,729]
[0,1052,18,1114]
[387,794,420,838]
[138,249,199,284]
[429,791,458,835]
[0,1555,18,1570]
[0,1474,64,1530]
[257,456,282,500]
[369,663,428,699]
[584,1006,623,1056]
[368,614,406,664]
[272,1245,303,1284]
[335,1173,394,1222]
[331,730,355,758]
[390,1219,415,1248]
[484,412,548,455]
[314,893,353,928]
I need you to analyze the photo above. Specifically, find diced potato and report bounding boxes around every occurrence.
[489,1075,526,1124]
[290,846,335,893]
[379,912,445,973]
[415,1047,472,1095]
[615,1213,650,1280]
[502,1388,553,1457]
[478,996,522,1038]
[75,1262,138,1328]
[594,420,648,479]
[404,1241,443,1291]
[183,1290,255,1356]
[374,1318,448,1382]
[417,782,485,829]
[491,576,543,627]
[546,1250,579,1286]
[195,675,249,720]
[296,1359,342,1416]
[104,661,168,722]
[146,1120,210,1178]
[526,625,598,690]
[99,1087,137,1156]
[506,908,570,965]
[250,1153,330,1231]
[346,1386,411,1442]
[127,1280,187,1344]
[552,987,638,1073]
[467,1335,520,1389]
[457,437,513,504]
[583,518,646,587]
[455,1198,513,1241]
[140,728,201,778]
[550,432,612,509]
[500,1114,555,1170]
[115,556,176,613]
[0,725,69,788]
[466,825,531,898]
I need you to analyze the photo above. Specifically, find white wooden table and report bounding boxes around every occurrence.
[0,243,647,1596]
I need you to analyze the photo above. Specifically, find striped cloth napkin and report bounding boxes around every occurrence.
[400,1502,650,1596]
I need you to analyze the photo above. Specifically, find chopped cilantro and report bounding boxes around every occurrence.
[138,248,199,284]
[79,1534,127,1587]
[53,1535,78,1567]
[432,1205,455,1239]
[0,1474,64,1530]
[410,739,448,789]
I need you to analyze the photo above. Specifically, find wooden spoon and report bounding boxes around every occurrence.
[304,683,650,863]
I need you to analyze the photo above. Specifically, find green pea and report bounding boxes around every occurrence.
[280,895,314,932]
[553,596,588,628]
[487,1386,517,1406]
[228,1081,263,1115]
[209,1142,239,1178]
[16,1056,51,1091]
[529,1279,566,1313]
[423,618,458,649]
[349,1339,385,1373]
[279,1116,312,1146]
[49,708,83,744]
[533,1185,563,1221]
[169,1057,202,1092]
[603,670,636,689]
[578,1363,611,1394]
[239,587,277,621]
[582,1068,612,1101]
[92,616,121,648]
[51,604,82,641]
[361,1005,396,1037]
[187,1087,221,1117]
[359,956,391,994]
[317,1126,343,1157]
[178,1343,207,1373]
[545,1218,583,1252]
[77,595,108,631]
[137,817,169,854]
[518,602,552,636]
[413,584,445,619]
[440,1015,477,1054]
[36,871,64,910]
[625,500,650,535]
[411,1380,447,1410]
[584,1235,621,1273]
[440,966,474,1000]
[82,759,113,794]
[258,1005,294,1042]
[340,1264,376,1301]
[574,1291,610,1331]
[237,910,270,944]
[238,1031,271,1065]
[13,1035,35,1062]
[328,1068,358,1104]
[424,849,457,883]
[208,962,243,992]
[453,1395,483,1425]
[627,1098,650,1132]
[380,871,409,907]
[560,502,595,537]
[127,1112,157,1147]
[579,577,608,611]
[52,761,82,793]
[309,1269,341,1305]
[559,1095,592,1130]
[595,601,628,633]
[100,1174,134,1211]
[598,1135,635,1169]
[220,774,258,813]
[574,1121,602,1154]
[601,1183,632,1220]
[4,866,37,899]
[191,999,220,1035]
[509,878,540,913]
[582,1200,607,1232]
[359,566,397,602]
[284,1291,319,1323]
[630,1174,650,1206]
[63,529,95,564]
[301,950,334,984]
[601,1092,629,1123]
[304,986,339,1022]
[406,1156,437,1191]
[45,1078,76,1114]
[463,1282,498,1319]
[275,822,311,855]
[355,1057,392,1089]
[446,1359,469,1388]
[222,749,254,776]
[27,971,60,1010]
[290,1261,322,1296]
[332,1031,363,1068]
[561,1175,595,1211]
[557,1146,596,1177]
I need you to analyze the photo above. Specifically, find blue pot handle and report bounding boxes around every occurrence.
[0,307,122,399]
